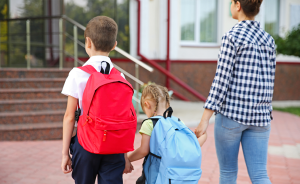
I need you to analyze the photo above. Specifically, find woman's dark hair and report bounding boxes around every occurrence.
[233,0,263,17]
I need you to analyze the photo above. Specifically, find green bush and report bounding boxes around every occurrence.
[274,24,300,57]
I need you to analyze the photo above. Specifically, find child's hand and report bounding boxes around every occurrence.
[198,132,208,147]
[61,154,72,174]
[130,163,134,172]
[123,156,134,174]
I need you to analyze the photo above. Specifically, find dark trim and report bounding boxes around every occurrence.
[166,0,171,88]
[180,45,221,48]
[163,107,173,118]
[149,152,161,159]
[48,0,54,65]
[149,118,160,127]
[0,16,62,22]
[277,61,300,65]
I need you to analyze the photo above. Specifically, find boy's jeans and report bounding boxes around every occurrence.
[214,113,272,184]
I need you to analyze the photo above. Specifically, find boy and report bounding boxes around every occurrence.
[61,16,132,184]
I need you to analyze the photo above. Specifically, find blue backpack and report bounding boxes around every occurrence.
[137,107,202,184]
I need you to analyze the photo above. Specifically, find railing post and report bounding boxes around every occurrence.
[73,25,78,67]
[59,18,63,69]
[0,20,1,69]
[135,63,140,118]
[26,20,30,69]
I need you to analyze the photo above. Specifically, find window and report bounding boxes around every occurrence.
[9,0,45,18]
[290,4,300,30]
[256,0,280,36]
[181,0,218,45]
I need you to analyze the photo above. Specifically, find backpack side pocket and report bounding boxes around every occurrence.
[143,152,161,184]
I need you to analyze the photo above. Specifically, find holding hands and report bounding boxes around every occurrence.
[195,109,214,138]
[123,153,134,174]
[194,119,209,138]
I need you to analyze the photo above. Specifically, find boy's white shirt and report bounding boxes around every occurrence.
[61,55,125,114]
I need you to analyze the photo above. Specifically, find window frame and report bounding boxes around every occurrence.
[180,0,220,47]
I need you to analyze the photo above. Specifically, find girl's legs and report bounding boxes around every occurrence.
[214,114,246,184]
[241,124,271,184]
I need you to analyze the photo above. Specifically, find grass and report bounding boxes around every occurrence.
[273,107,300,117]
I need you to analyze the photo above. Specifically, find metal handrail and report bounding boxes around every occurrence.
[62,15,153,72]
[0,15,145,114]
[62,15,86,31]
[65,32,85,48]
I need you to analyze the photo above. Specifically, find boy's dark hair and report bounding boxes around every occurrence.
[233,0,263,17]
[84,16,118,52]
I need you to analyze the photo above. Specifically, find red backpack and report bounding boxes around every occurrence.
[77,65,137,154]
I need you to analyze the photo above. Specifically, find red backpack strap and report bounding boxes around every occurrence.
[110,67,121,75]
[78,65,98,75]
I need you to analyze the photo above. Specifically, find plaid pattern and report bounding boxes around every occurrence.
[204,20,276,126]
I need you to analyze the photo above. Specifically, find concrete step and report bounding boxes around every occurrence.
[0,88,64,100]
[0,99,67,112]
[0,122,77,140]
[0,110,65,124]
[0,68,70,78]
[0,78,65,88]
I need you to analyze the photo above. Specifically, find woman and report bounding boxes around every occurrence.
[195,0,275,184]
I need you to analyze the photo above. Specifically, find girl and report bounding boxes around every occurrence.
[195,0,275,183]
[128,84,207,173]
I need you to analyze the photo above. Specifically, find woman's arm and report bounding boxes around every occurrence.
[195,108,214,138]
[61,95,77,173]
[195,34,236,138]
[128,134,151,162]
[204,34,236,112]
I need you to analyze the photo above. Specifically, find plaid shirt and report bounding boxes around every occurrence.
[204,20,276,126]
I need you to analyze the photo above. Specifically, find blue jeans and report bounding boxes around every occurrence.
[214,113,271,184]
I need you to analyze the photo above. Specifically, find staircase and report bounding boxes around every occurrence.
[0,68,71,140]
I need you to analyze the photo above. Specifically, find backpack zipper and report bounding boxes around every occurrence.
[103,130,107,141]
[130,108,135,117]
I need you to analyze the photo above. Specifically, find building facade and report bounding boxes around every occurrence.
[125,0,300,101]
[0,0,299,101]
[130,0,300,62]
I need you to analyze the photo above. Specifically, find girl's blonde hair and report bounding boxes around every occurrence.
[141,84,170,115]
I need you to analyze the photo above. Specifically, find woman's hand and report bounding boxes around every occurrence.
[195,109,214,138]
[61,154,72,174]
[194,119,209,138]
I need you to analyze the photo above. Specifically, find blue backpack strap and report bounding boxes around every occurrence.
[141,118,160,128]
[150,118,160,127]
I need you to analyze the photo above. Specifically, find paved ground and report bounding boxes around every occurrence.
[0,110,299,184]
